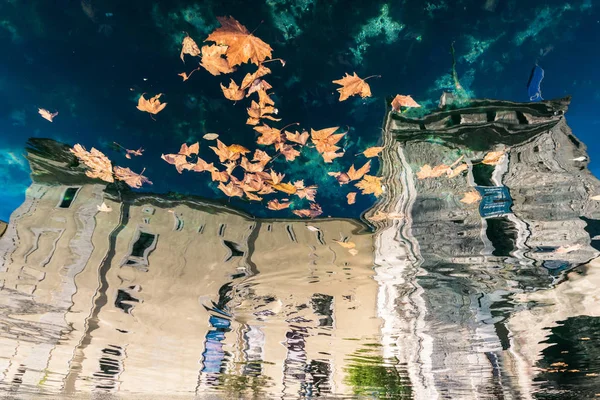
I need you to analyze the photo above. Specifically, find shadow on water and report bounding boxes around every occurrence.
[2,96,600,399]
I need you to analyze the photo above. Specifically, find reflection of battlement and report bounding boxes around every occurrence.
[0,140,380,398]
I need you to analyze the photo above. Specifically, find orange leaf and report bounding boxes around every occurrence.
[247,79,272,97]
[189,157,214,172]
[70,144,114,183]
[240,156,265,173]
[292,203,323,218]
[200,45,235,76]
[285,130,309,145]
[252,149,271,165]
[38,108,58,122]
[205,16,273,67]
[210,169,229,182]
[209,139,247,162]
[272,182,297,195]
[328,171,351,185]
[254,124,282,146]
[347,192,357,204]
[279,144,301,161]
[218,181,243,197]
[270,170,285,184]
[161,153,192,173]
[113,166,152,189]
[482,150,505,165]
[220,79,245,101]
[332,239,356,249]
[363,146,384,158]
[310,127,346,154]
[245,191,263,201]
[332,72,372,101]
[241,65,272,90]
[460,191,482,204]
[180,142,199,156]
[347,160,371,181]
[137,94,167,115]
[322,151,344,163]
[446,163,468,178]
[391,94,421,111]
[355,175,383,197]
[180,35,201,62]
[267,199,291,210]
[293,180,317,201]
[416,164,451,179]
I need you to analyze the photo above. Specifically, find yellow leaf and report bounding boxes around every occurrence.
[272,182,297,195]
[460,191,482,204]
[355,175,383,197]
[363,146,384,158]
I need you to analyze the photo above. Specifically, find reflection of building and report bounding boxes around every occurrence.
[0,139,380,398]
[369,95,600,399]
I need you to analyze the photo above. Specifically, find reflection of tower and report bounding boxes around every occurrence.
[369,95,600,399]
[0,139,381,398]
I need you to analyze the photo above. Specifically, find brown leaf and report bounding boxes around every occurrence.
[254,124,282,146]
[347,192,357,204]
[247,79,273,97]
[240,156,265,173]
[38,108,58,122]
[328,172,351,185]
[355,175,383,197]
[272,182,297,195]
[203,133,219,140]
[180,35,201,62]
[293,180,317,201]
[210,169,230,182]
[347,160,371,181]
[161,153,192,173]
[252,149,271,165]
[460,191,482,204]
[363,146,384,158]
[322,151,344,163]
[189,157,214,172]
[113,166,152,189]
[482,150,505,165]
[218,181,243,197]
[332,72,372,101]
[391,94,421,111]
[267,199,291,210]
[292,203,323,218]
[124,147,144,159]
[200,45,235,75]
[241,65,272,90]
[270,170,285,185]
[245,191,263,201]
[180,142,200,157]
[247,101,280,126]
[205,16,273,67]
[278,144,301,161]
[311,127,346,155]
[220,79,245,101]
[137,94,167,115]
[285,130,309,146]
[70,144,114,183]
[367,211,404,222]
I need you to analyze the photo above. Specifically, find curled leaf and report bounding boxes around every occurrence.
[70,144,114,183]
[221,79,245,101]
[332,72,373,101]
[355,175,383,197]
[38,108,58,122]
[460,191,482,204]
[272,182,297,195]
[137,94,167,115]
[347,192,357,205]
[267,199,290,210]
[482,150,506,165]
[391,94,421,111]
[180,35,201,62]
[293,203,323,218]
[113,167,152,189]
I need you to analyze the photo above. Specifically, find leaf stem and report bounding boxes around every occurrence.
[363,74,381,81]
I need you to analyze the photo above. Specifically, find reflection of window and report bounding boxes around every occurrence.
[122,229,157,269]
[58,187,80,208]
[311,294,334,327]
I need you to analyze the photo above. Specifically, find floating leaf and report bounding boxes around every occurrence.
[203,133,219,140]
[180,35,201,62]
[278,143,301,161]
[254,124,282,146]
[97,202,112,212]
[113,166,152,189]
[293,203,323,218]
[272,182,297,195]
[447,163,468,178]
[367,211,404,222]
[240,157,265,173]
[209,139,249,162]
[332,72,372,101]
[205,16,273,67]
[347,192,356,205]
[416,164,451,179]
[347,161,371,181]
[460,191,482,204]
[218,181,243,197]
[200,45,235,75]
[482,150,506,165]
[294,180,317,201]
[137,94,167,115]
[355,175,383,197]
[70,144,114,183]
[391,94,420,111]
[363,146,384,158]
[38,108,58,122]
[333,240,356,249]
[285,130,309,145]
[247,100,280,126]
[241,65,272,90]
[322,151,344,163]
[247,79,272,97]
[221,79,245,101]
[252,149,271,165]
[267,199,290,210]
[328,172,351,185]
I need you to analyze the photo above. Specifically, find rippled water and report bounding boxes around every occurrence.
[1,96,600,399]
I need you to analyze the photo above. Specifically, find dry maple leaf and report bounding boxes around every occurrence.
[137,94,167,116]
[294,180,317,201]
[245,191,263,201]
[190,157,215,173]
[247,100,280,125]
[257,89,274,107]
[180,142,200,156]
[293,203,323,218]
[252,149,271,165]
[311,127,346,154]
[332,72,373,101]
[254,124,282,146]
[240,156,265,173]
[161,153,192,173]
[178,68,201,82]
[267,199,291,210]
[124,147,144,159]
[97,202,112,212]
[322,151,344,163]
[363,146,384,158]
[247,79,272,97]
[203,133,219,140]
[482,150,506,165]
[218,181,243,197]
[180,35,201,62]
[200,45,235,75]
[272,182,297,195]
[205,16,273,67]
[278,144,301,161]
[355,175,383,197]
[332,239,356,249]
[460,190,482,204]
[391,94,421,111]
[38,108,58,122]
[367,211,404,222]
[347,161,371,181]
[221,79,245,101]
[113,166,152,189]
[241,65,272,90]
[328,171,351,185]
[347,192,357,205]
[270,170,285,185]
[285,130,309,146]
[209,139,249,162]
[211,169,230,182]
[416,164,451,179]
[70,144,114,183]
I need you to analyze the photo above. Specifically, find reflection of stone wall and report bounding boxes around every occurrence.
[0,221,6,238]
[0,140,380,398]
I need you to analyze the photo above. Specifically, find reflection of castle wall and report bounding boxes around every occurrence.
[0,143,380,398]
